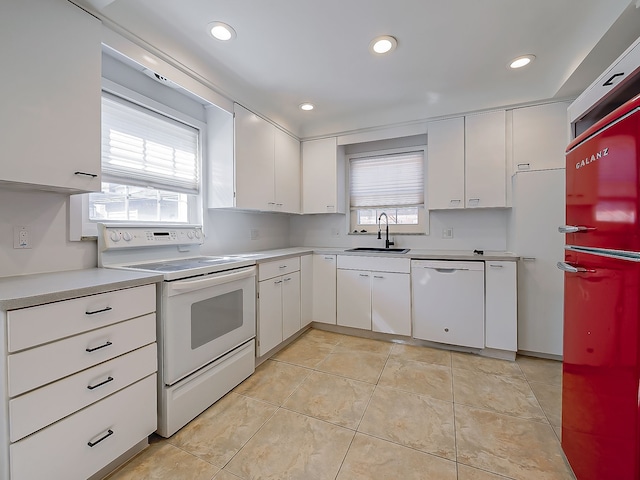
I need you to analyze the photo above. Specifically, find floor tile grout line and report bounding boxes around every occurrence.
[353,429,458,464]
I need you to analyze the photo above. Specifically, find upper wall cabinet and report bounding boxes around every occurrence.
[427,111,507,210]
[0,0,101,193]
[301,137,345,214]
[512,102,570,172]
[233,104,300,213]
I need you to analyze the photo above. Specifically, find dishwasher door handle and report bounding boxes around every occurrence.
[434,268,467,273]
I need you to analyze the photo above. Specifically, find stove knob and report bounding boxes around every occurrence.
[194,230,202,239]
[187,231,194,239]
[109,231,121,242]
[122,232,133,242]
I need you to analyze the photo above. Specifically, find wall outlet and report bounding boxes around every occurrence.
[442,228,454,239]
[250,228,259,240]
[14,226,31,249]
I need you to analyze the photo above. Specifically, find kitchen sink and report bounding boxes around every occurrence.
[344,247,410,254]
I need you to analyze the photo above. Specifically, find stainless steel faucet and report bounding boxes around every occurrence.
[377,212,395,248]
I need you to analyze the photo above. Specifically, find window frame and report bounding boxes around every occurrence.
[70,78,205,240]
[347,145,428,235]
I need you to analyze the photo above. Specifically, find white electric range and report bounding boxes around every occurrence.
[98,224,257,437]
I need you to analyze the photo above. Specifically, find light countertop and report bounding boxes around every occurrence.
[0,268,163,311]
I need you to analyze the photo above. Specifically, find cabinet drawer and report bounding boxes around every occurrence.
[258,256,300,281]
[337,255,410,273]
[8,284,155,352]
[8,314,155,397]
[9,343,157,442]
[10,374,157,480]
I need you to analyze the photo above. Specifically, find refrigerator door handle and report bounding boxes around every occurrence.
[558,225,595,233]
[557,261,596,274]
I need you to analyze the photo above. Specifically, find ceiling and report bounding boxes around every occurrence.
[74,0,640,139]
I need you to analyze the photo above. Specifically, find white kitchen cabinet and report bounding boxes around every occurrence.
[234,104,301,213]
[485,261,517,351]
[1,283,157,480]
[274,127,301,213]
[465,110,507,208]
[371,272,411,336]
[312,254,337,324]
[337,269,372,330]
[302,137,345,214]
[427,111,507,210]
[0,0,101,193]
[511,169,565,356]
[234,104,275,211]
[412,260,485,348]
[512,102,570,172]
[300,254,313,328]
[257,257,301,356]
[337,256,411,335]
[427,117,465,210]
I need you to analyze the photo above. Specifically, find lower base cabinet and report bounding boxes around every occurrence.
[10,374,156,480]
[336,256,411,336]
[257,258,301,356]
[485,261,517,351]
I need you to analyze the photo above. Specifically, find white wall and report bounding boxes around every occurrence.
[0,189,97,277]
[202,209,291,255]
[289,209,508,251]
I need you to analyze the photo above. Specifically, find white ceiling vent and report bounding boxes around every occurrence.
[142,68,180,89]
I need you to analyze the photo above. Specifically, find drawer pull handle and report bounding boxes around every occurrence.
[489,264,504,268]
[87,376,114,390]
[85,306,113,316]
[373,275,384,279]
[359,274,369,277]
[87,429,114,447]
[279,265,287,269]
[86,341,112,353]
[324,257,333,260]
[74,171,98,178]
[284,277,292,282]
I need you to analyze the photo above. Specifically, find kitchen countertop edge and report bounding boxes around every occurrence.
[243,247,519,263]
[0,268,163,311]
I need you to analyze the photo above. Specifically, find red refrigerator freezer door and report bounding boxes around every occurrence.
[565,98,640,251]
[561,249,640,480]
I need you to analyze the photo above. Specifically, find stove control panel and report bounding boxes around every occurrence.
[99,224,204,250]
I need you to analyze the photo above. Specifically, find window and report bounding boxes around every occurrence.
[349,149,427,234]
[90,93,199,223]
[71,90,203,239]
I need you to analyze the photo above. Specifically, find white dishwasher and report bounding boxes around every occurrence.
[411,260,485,348]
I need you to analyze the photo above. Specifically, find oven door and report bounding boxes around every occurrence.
[161,266,256,386]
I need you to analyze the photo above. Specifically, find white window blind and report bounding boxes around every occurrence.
[350,152,424,208]
[101,93,200,194]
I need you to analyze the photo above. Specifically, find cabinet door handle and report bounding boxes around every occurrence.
[87,376,114,390]
[87,429,114,447]
[603,72,624,86]
[488,264,503,268]
[449,199,461,205]
[373,275,384,279]
[468,198,480,205]
[85,306,112,316]
[274,280,283,285]
[556,261,595,274]
[86,341,112,353]
[74,171,98,178]
[283,277,292,282]
[558,225,594,233]
[279,265,287,269]
[359,274,369,277]
[522,257,536,262]
[324,257,333,260]
[517,163,530,170]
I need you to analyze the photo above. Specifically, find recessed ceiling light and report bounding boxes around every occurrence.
[208,21,236,41]
[299,103,314,111]
[509,54,535,69]
[369,35,398,55]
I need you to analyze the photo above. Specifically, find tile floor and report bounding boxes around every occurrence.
[107,328,574,480]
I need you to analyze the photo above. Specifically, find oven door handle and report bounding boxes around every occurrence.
[167,266,256,296]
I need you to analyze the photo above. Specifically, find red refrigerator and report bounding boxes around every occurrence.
[559,93,640,480]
